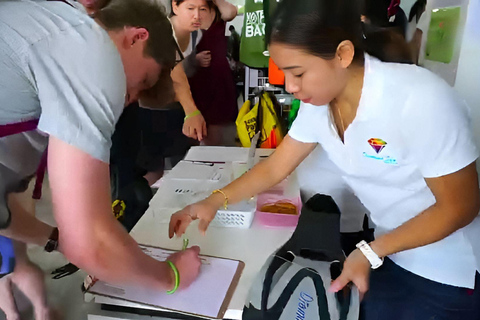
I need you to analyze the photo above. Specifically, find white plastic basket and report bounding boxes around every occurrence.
[210,199,257,229]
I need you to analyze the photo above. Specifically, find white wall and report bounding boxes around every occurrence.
[454,0,480,169]
[226,14,244,36]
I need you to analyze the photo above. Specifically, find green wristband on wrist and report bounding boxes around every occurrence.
[184,110,201,122]
[166,260,180,294]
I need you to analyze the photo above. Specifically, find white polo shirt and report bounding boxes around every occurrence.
[289,54,480,288]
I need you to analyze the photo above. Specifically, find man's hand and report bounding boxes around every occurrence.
[166,246,202,290]
[183,112,207,141]
[329,248,371,299]
[196,51,211,68]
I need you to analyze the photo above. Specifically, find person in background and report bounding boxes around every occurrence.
[137,0,210,186]
[169,0,480,319]
[188,0,238,146]
[0,1,201,318]
[227,24,244,102]
[227,25,241,63]
[361,0,414,64]
[406,0,427,64]
[362,0,408,37]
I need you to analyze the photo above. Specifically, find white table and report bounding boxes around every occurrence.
[88,147,298,319]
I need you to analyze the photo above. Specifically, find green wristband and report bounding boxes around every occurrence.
[166,260,180,294]
[184,110,201,122]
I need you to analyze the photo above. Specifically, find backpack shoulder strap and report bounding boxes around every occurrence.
[261,252,294,311]
[269,268,331,320]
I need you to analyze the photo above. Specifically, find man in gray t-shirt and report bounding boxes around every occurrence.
[0,0,201,312]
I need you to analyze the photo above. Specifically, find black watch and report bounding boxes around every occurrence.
[44,227,59,253]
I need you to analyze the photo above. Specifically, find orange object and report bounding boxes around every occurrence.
[268,58,285,86]
[260,201,298,215]
[260,127,280,149]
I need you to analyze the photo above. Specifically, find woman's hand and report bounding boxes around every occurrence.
[166,246,202,290]
[183,112,207,141]
[196,51,211,68]
[169,196,222,238]
[329,249,371,299]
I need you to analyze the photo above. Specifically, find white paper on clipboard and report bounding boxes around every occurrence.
[87,245,244,319]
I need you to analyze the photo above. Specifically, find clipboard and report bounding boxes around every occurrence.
[86,244,244,319]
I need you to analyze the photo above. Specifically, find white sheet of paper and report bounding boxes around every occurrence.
[184,147,250,163]
[88,245,242,319]
[165,161,222,181]
[150,179,217,211]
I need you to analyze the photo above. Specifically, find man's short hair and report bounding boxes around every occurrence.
[95,0,176,70]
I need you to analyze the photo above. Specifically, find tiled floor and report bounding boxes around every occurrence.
[0,181,168,320]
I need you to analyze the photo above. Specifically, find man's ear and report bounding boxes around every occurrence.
[336,40,356,68]
[124,27,150,48]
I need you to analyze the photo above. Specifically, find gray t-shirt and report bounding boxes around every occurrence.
[0,0,126,228]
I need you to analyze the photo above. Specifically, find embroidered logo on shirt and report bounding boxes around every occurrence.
[363,152,398,165]
[364,138,398,165]
[368,138,387,154]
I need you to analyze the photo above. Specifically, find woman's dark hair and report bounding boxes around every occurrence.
[268,0,365,64]
[364,29,413,64]
[409,0,427,22]
[170,0,215,17]
[170,0,184,17]
[268,0,415,65]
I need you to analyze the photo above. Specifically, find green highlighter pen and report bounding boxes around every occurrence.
[182,238,189,251]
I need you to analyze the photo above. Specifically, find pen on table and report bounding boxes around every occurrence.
[187,161,214,166]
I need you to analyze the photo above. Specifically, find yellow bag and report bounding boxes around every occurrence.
[236,92,284,148]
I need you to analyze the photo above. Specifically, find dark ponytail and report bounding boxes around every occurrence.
[170,0,215,18]
[408,0,427,23]
[268,0,365,64]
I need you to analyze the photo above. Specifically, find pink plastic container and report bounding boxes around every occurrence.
[256,192,302,228]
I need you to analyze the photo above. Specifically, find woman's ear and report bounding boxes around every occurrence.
[336,40,355,68]
[172,0,179,15]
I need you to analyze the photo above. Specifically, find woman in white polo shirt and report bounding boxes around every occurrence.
[169,0,480,318]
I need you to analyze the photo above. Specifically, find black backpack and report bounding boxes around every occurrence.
[243,195,360,320]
